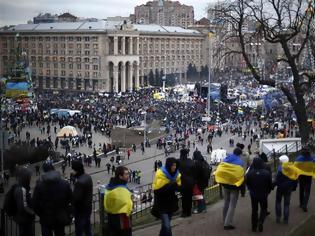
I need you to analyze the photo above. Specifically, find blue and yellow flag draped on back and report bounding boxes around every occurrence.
[152,167,181,190]
[104,184,133,216]
[282,156,315,180]
[214,154,245,187]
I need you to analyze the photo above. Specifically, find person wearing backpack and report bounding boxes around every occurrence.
[33,162,73,236]
[5,167,35,236]
[193,150,211,213]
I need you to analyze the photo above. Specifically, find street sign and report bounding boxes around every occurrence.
[0,130,9,150]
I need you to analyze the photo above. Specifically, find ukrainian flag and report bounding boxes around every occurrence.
[294,156,315,178]
[214,155,245,187]
[281,162,300,180]
[153,167,181,190]
[104,184,133,216]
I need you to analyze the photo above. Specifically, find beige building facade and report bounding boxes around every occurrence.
[0,20,205,93]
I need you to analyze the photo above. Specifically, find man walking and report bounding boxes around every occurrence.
[33,163,72,236]
[294,148,314,212]
[215,148,245,230]
[72,160,93,236]
[246,158,272,232]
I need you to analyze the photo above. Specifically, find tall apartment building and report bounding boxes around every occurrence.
[134,0,194,29]
[0,20,206,93]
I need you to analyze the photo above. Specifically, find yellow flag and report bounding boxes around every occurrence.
[152,168,181,190]
[214,162,245,187]
[104,186,133,216]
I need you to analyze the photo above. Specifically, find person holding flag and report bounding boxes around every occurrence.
[214,148,245,230]
[274,155,297,224]
[151,157,181,236]
[104,166,133,236]
[294,148,315,212]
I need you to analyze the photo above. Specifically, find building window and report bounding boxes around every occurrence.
[85,71,90,78]
[46,69,50,75]
[93,72,98,78]
[68,57,73,62]
[54,63,58,68]
[69,64,73,69]
[69,50,73,55]
[93,44,98,49]
[76,37,82,41]
[68,36,74,41]
[84,37,90,42]
[39,63,43,68]
[77,64,81,69]
[54,70,58,76]
[84,58,89,63]
[84,44,90,49]
[85,51,90,56]
[92,58,98,63]
[85,64,90,70]
[77,71,82,77]
[60,57,65,62]
[61,70,66,76]
[77,44,81,49]
[61,63,65,69]
[69,43,74,49]
[93,65,98,70]
[46,50,51,55]
[92,36,98,42]
[76,57,81,62]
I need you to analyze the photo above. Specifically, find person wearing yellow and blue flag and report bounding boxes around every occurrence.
[274,155,297,224]
[214,148,245,230]
[294,148,315,212]
[151,157,181,236]
[104,166,133,236]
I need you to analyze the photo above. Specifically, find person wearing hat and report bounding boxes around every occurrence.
[71,160,93,236]
[274,155,297,224]
[33,163,72,236]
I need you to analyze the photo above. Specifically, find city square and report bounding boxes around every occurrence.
[0,0,315,236]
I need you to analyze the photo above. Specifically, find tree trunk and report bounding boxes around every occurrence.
[293,102,310,145]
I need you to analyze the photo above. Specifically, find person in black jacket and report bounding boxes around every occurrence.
[152,157,181,236]
[193,150,211,213]
[72,160,93,236]
[246,158,272,232]
[178,148,194,217]
[33,163,72,236]
[14,167,35,236]
[274,155,297,224]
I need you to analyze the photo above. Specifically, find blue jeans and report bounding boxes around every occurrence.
[159,213,172,236]
[275,188,291,222]
[75,214,92,236]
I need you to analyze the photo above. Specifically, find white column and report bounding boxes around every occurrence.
[121,64,126,92]
[113,65,119,93]
[128,64,133,91]
[122,37,125,55]
[114,36,118,55]
[135,65,139,90]
[106,66,110,92]
[136,37,140,55]
[129,37,133,55]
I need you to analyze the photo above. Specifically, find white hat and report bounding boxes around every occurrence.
[279,155,289,163]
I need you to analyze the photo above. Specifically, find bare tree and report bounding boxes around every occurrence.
[217,0,315,145]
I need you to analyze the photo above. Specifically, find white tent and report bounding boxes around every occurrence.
[57,125,78,138]
[210,149,227,164]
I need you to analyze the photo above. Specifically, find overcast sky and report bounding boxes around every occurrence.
[0,0,215,26]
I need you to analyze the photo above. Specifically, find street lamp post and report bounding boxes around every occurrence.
[142,111,147,146]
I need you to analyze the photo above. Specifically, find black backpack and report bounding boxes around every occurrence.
[3,184,18,217]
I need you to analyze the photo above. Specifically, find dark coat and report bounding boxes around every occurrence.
[33,170,72,227]
[178,157,194,190]
[274,167,297,193]
[14,168,34,224]
[193,159,210,191]
[153,181,179,214]
[246,158,272,198]
[73,173,93,215]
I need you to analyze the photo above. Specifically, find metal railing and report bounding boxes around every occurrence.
[1,176,222,236]
[0,193,100,236]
